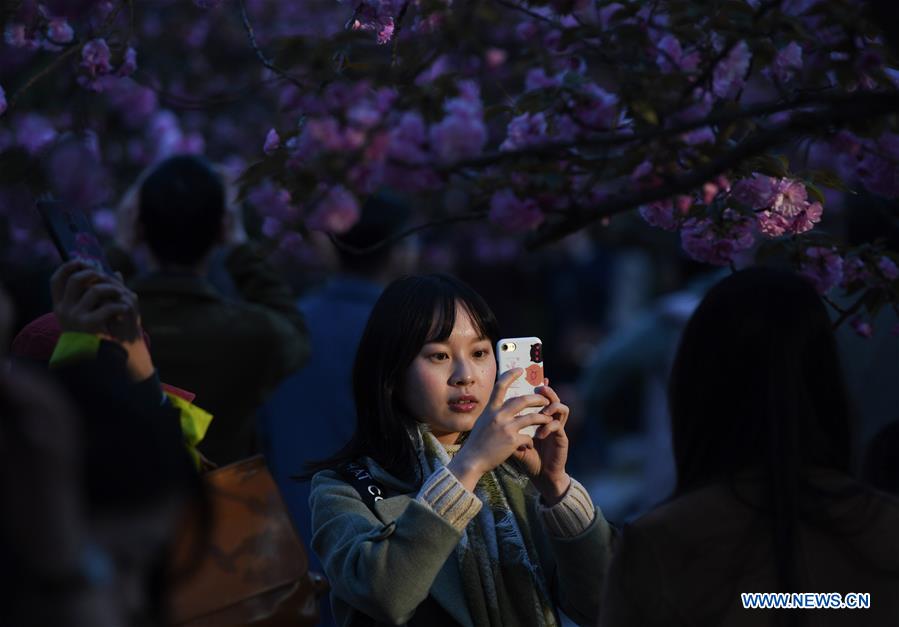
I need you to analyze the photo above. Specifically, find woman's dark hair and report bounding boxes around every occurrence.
[305,274,500,480]
[668,267,852,599]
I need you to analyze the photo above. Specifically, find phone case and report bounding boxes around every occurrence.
[496,336,545,437]
[36,199,114,275]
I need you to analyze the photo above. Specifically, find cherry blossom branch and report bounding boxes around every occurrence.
[133,71,305,110]
[821,294,847,316]
[7,1,128,111]
[329,211,487,255]
[442,89,899,171]
[529,90,899,246]
[832,292,868,329]
[676,0,783,105]
[237,0,308,91]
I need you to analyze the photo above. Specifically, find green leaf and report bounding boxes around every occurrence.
[805,169,850,191]
[744,154,789,178]
[631,100,659,125]
[805,182,825,205]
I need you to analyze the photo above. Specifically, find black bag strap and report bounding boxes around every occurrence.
[336,460,390,512]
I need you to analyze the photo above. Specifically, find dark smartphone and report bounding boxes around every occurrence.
[35,199,115,275]
[36,199,139,341]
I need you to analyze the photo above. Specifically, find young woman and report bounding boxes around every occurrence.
[308,274,613,627]
[599,267,899,627]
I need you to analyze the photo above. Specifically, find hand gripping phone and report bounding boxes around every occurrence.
[496,336,545,437]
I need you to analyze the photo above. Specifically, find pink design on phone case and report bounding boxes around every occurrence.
[525,364,543,386]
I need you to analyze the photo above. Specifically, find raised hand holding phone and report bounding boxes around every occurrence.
[495,337,571,504]
[496,337,546,436]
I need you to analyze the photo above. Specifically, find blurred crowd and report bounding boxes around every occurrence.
[2,155,898,626]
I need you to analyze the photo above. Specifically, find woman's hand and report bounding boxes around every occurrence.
[447,368,551,492]
[51,260,136,337]
[513,379,571,506]
[50,260,154,381]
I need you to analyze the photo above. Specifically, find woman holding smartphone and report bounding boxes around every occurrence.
[307,274,613,627]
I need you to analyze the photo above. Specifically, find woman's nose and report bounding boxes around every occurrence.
[451,362,475,386]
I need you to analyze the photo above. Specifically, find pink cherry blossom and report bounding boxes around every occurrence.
[682,126,715,145]
[771,42,803,83]
[306,186,360,234]
[46,17,74,44]
[350,0,398,44]
[106,80,158,127]
[118,47,138,77]
[598,3,625,28]
[731,175,822,237]
[878,256,899,281]
[387,112,428,165]
[429,82,487,164]
[525,68,562,92]
[857,134,899,198]
[799,246,843,294]
[573,83,619,129]
[488,189,544,232]
[638,200,678,231]
[346,102,380,131]
[262,217,284,238]
[630,160,654,181]
[248,181,298,222]
[485,48,508,70]
[500,112,549,151]
[850,316,873,339]
[516,21,540,41]
[92,209,116,236]
[656,35,700,73]
[712,40,751,99]
[263,128,280,155]
[81,39,113,77]
[769,178,809,217]
[16,114,57,154]
[5,23,39,49]
[840,257,869,288]
[680,209,754,266]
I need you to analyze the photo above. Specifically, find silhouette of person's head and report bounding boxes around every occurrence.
[332,190,415,281]
[668,267,852,495]
[138,155,225,270]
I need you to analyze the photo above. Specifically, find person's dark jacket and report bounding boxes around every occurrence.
[125,243,310,465]
[599,468,899,626]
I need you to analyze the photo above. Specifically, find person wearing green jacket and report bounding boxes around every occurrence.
[308,274,614,626]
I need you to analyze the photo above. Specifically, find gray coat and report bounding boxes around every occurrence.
[310,458,614,626]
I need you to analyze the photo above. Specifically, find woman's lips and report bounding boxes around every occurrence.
[448,396,478,413]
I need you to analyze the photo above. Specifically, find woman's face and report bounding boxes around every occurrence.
[401,303,497,444]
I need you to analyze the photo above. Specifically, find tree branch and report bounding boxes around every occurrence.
[527,90,899,246]
[237,0,309,91]
[7,1,128,111]
[329,211,487,255]
[832,291,868,329]
[440,89,899,172]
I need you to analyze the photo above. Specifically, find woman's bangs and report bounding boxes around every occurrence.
[423,292,460,344]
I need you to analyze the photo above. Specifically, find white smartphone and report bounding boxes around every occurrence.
[496,336,545,437]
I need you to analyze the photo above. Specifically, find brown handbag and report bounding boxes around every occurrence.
[168,455,328,626]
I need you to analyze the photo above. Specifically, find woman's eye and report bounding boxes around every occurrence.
[429,352,449,361]
[473,349,489,358]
